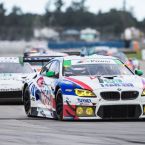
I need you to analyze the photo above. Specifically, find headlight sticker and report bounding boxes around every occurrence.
[75,89,96,97]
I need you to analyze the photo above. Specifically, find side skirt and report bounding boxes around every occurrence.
[30,107,56,119]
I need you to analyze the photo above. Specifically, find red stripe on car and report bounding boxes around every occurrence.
[63,104,76,117]
[65,77,93,91]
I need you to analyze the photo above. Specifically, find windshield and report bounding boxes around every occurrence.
[0,63,34,73]
[112,52,128,63]
[63,63,133,77]
[87,47,109,56]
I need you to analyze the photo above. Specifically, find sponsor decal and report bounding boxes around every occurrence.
[99,78,134,87]
[100,83,134,87]
[38,109,46,117]
[31,97,35,101]
[99,78,123,84]
[31,85,37,96]
[77,59,115,64]
[78,98,92,104]
[65,89,73,92]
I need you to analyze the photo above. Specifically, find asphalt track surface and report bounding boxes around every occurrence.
[0,43,145,145]
[0,105,145,145]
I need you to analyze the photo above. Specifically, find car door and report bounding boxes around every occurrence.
[41,60,60,84]
[40,60,60,102]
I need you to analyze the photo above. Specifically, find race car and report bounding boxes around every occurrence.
[23,50,68,72]
[23,55,145,120]
[24,47,48,57]
[23,56,53,72]
[108,52,140,71]
[0,57,35,103]
[81,47,140,71]
[24,47,68,57]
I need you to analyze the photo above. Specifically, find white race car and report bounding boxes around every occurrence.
[23,55,145,120]
[0,57,35,103]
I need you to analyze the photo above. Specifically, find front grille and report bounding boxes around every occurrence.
[101,91,139,101]
[0,91,22,99]
[100,92,120,101]
[121,91,139,100]
[97,105,141,119]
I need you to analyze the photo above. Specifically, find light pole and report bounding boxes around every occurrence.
[123,0,126,12]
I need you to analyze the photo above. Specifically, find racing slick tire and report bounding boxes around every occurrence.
[23,86,31,117]
[56,89,63,120]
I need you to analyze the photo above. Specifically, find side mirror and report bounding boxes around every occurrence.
[135,69,143,76]
[46,71,55,77]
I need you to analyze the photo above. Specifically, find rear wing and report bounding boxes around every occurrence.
[61,50,81,56]
[23,56,56,69]
[23,56,54,63]
[23,56,63,67]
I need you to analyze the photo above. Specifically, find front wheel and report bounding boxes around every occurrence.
[23,86,31,117]
[56,89,63,120]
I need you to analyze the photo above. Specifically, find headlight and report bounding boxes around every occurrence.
[75,89,96,97]
[86,107,94,116]
[76,106,95,117]
[142,89,145,96]
[76,107,84,116]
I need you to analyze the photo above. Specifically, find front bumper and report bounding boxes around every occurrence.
[0,90,22,102]
[63,94,145,120]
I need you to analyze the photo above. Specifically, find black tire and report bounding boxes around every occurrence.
[56,89,63,120]
[23,86,31,117]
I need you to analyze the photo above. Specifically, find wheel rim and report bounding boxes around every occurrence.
[56,93,63,119]
[24,89,31,114]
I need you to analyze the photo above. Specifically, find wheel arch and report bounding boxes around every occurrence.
[54,85,61,99]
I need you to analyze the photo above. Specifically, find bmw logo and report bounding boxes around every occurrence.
[117,88,122,91]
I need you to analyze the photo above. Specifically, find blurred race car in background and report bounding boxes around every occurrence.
[23,55,145,120]
[23,51,68,72]
[23,56,54,72]
[0,57,35,103]
[110,52,140,70]
[81,46,140,71]
[24,47,48,57]
[24,46,68,57]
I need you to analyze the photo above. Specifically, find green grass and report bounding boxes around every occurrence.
[126,51,142,60]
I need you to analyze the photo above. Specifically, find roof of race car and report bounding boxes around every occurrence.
[62,54,117,61]
[0,57,22,63]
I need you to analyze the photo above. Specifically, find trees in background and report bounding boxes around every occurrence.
[0,1,143,40]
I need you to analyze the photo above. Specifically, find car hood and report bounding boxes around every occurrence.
[64,75,144,90]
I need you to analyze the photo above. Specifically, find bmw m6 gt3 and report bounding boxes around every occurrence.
[23,55,145,120]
